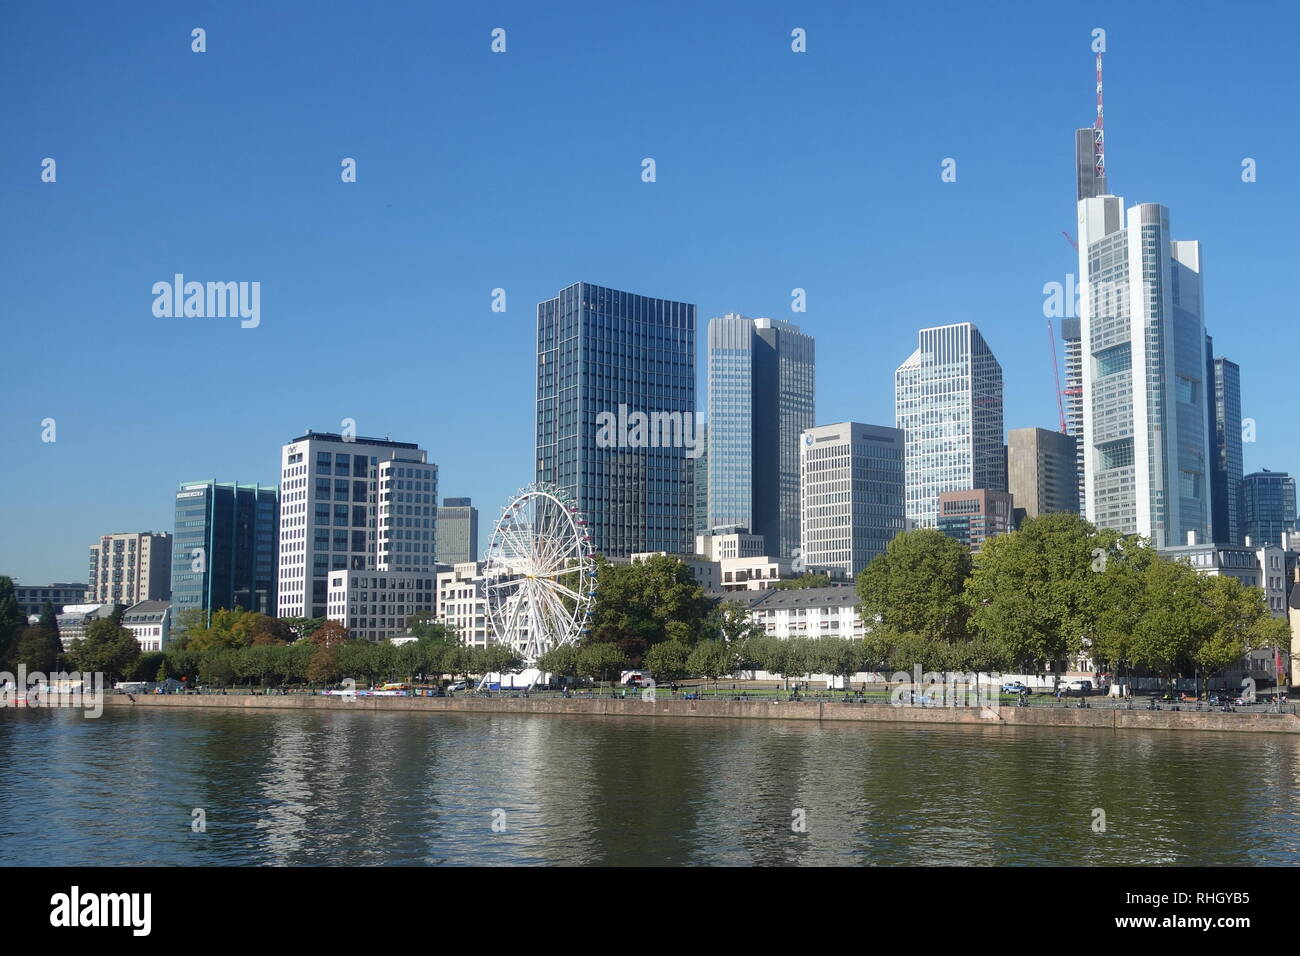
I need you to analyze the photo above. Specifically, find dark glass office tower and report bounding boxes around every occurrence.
[707,315,815,559]
[1243,470,1297,546]
[172,481,279,627]
[536,282,696,557]
[1206,338,1243,545]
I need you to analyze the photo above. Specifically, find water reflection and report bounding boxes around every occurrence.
[1,708,1297,866]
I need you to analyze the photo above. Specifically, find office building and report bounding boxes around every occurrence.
[54,603,117,650]
[171,480,279,628]
[706,314,815,558]
[1207,346,1244,545]
[435,561,490,648]
[12,583,87,618]
[1076,195,1212,549]
[1242,470,1297,547]
[435,497,478,566]
[536,282,696,557]
[895,323,1006,528]
[800,422,906,578]
[1007,427,1079,523]
[937,489,1015,553]
[695,531,766,561]
[278,430,437,620]
[1061,317,1086,514]
[88,533,172,606]
[693,423,709,537]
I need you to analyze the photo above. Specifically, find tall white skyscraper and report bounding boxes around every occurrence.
[1076,197,1212,548]
[277,430,437,620]
[894,323,1006,529]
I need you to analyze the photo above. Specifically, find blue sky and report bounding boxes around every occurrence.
[3,0,1296,583]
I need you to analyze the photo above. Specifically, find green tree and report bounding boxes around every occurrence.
[857,529,971,644]
[1128,558,1216,685]
[1195,574,1290,686]
[687,640,734,693]
[0,577,26,668]
[771,572,832,590]
[11,625,64,673]
[536,644,579,684]
[966,514,1125,686]
[306,645,341,685]
[67,617,141,684]
[576,642,625,685]
[587,555,714,663]
[644,640,690,682]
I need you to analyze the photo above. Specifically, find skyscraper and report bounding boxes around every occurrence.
[1206,343,1243,545]
[171,480,279,627]
[894,323,1005,529]
[1242,470,1297,547]
[277,431,436,619]
[693,422,709,538]
[435,497,478,566]
[799,422,905,578]
[536,282,696,557]
[1007,427,1079,522]
[706,314,815,558]
[1061,317,1086,515]
[1076,197,1212,548]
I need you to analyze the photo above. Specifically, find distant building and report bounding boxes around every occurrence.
[55,603,117,650]
[937,489,1015,553]
[435,561,490,648]
[1206,344,1243,545]
[800,422,906,578]
[1162,539,1288,618]
[1242,470,1296,547]
[122,600,171,652]
[327,571,438,643]
[895,323,1006,529]
[88,533,172,606]
[12,583,87,618]
[1007,427,1079,524]
[632,552,720,593]
[693,423,709,537]
[695,531,766,561]
[171,480,279,629]
[435,497,479,566]
[706,314,814,559]
[1061,318,1085,515]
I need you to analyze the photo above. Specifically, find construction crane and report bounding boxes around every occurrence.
[1047,320,1068,434]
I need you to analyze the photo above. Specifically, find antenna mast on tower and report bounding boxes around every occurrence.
[1094,51,1105,183]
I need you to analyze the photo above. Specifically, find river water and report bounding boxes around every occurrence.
[2,707,1297,866]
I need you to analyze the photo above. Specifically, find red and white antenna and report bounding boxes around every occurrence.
[1093,51,1105,181]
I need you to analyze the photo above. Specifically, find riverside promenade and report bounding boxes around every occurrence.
[103,692,1300,735]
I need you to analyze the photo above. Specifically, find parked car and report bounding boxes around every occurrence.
[446,681,469,692]
[1001,681,1030,695]
[1064,679,1093,694]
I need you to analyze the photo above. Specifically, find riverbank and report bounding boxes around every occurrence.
[102,692,1300,735]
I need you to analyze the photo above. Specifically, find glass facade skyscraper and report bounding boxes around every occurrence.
[894,323,1005,529]
[1061,317,1086,515]
[1077,198,1212,548]
[172,481,278,627]
[1242,470,1296,547]
[1206,341,1243,545]
[707,315,814,559]
[536,282,696,557]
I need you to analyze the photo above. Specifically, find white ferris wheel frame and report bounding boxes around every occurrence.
[484,483,596,669]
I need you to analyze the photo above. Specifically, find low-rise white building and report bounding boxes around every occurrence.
[435,561,490,648]
[122,600,171,652]
[746,586,863,639]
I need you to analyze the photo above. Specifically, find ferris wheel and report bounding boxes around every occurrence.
[484,483,597,678]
